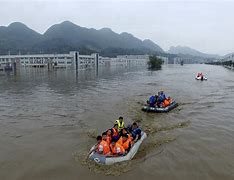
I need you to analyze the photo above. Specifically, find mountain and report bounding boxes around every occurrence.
[0,21,164,56]
[223,52,234,58]
[168,45,220,59]
[0,22,42,54]
[42,21,164,54]
[142,39,164,52]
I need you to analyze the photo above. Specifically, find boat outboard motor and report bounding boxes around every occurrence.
[201,76,204,81]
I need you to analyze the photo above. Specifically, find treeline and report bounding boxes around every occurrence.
[206,60,234,66]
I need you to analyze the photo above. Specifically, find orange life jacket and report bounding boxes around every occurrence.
[117,134,132,143]
[106,135,112,145]
[117,136,131,151]
[127,134,133,142]
[163,99,170,107]
[122,140,131,150]
[117,136,123,145]
[97,140,111,155]
[112,127,119,137]
[110,142,125,155]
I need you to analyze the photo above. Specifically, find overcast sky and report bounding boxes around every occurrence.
[1,0,234,55]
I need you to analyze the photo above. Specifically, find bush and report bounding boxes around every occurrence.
[147,55,163,70]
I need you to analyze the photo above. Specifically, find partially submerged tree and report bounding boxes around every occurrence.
[147,55,163,70]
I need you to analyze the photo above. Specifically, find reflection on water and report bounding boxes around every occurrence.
[0,64,234,180]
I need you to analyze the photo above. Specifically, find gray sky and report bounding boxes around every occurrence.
[1,0,234,55]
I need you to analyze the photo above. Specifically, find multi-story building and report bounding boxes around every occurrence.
[0,52,156,71]
[0,51,99,70]
[113,55,149,66]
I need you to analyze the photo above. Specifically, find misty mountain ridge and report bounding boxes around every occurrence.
[223,51,234,59]
[0,22,42,52]
[0,21,164,56]
[168,45,221,59]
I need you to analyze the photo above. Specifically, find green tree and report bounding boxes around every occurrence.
[147,55,163,70]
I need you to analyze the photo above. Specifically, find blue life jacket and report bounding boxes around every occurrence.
[131,128,141,140]
[149,96,156,104]
[158,94,166,103]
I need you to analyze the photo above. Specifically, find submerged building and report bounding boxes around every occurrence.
[0,51,172,71]
[0,51,99,70]
[0,52,155,70]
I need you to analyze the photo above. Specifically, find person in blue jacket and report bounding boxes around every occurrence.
[157,90,166,106]
[148,95,157,107]
[128,122,141,144]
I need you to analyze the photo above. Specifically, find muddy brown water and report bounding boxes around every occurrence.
[0,64,233,180]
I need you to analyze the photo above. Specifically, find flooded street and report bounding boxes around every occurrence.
[0,64,234,180]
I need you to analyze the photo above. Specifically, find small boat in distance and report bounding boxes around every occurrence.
[142,101,178,113]
[196,72,207,81]
[195,76,208,80]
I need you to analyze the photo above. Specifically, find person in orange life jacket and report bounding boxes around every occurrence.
[120,128,133,141]
[87,135,102,157]
[110,138,125,156]
[96,132,111,156]
[102,131,108,141]
[120,128,133,142]
[106,129,113,145]
[117,134,131,152]
[162,96,171,107]
[112,123,119,140]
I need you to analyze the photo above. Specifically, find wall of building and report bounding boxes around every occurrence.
[98,54,150,67]
[0,52,99,70]
[0,52,161,70]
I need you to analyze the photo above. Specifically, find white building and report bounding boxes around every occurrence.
[172,57,195,64]
[111,55,149,66]
[0,52,157,70]
[98,54,149,67]
[156,56,169,64]
[0,51,99,70]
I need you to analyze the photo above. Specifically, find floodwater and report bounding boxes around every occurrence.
[0,64,233,180]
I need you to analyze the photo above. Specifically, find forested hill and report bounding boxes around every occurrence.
[0,21,164,57]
